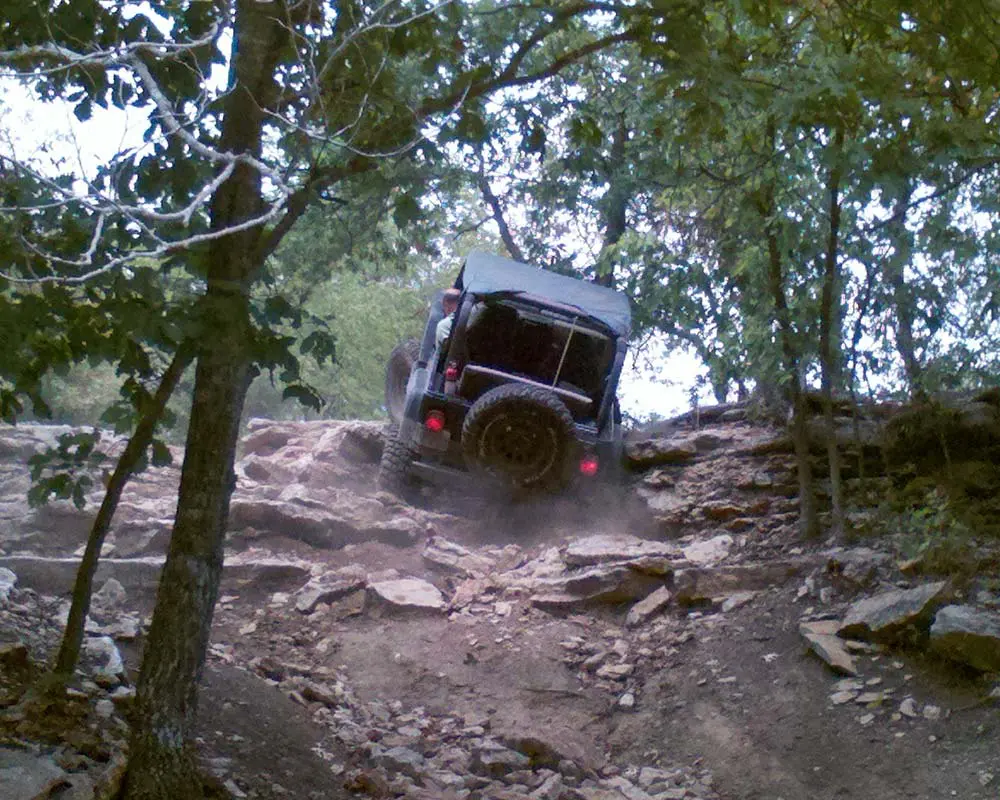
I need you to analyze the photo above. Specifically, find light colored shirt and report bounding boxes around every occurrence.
[435,313,454,347]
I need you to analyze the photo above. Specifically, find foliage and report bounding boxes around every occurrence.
[882,488,979,577]
[27,429,108,509]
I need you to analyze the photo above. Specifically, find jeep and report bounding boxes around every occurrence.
[379,251,631,496]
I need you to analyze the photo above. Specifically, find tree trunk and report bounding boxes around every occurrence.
[819,124,845,542]
[52,345,193,679]
[123,1,286,796]
[595,112,629,288]
[122,300,251,798]
[884,188,923,397]
[759,119,818,539]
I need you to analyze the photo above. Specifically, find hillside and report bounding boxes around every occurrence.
[1,406,999,800]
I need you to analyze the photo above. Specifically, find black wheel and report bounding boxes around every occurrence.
[377,426,416,495]
[385,338,421,425]
[461,383,575,490]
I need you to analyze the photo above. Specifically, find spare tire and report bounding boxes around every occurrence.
[462,383,575,490]
[384,338,421,425]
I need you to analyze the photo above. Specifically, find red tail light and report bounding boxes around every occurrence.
[579,455,599,476]
[425,410,446,432]
[445,361,460,381]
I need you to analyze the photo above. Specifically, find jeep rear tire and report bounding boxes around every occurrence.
[385,338,421,425]
[461,383,575,490]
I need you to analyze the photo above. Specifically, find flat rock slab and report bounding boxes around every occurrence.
[228,498,422,549]
[422,537,496,577]
[563,534,681,568]
[930,604,1000,672]
[368,578,446,613]
[800,621,858,676]
[682,534,734,566]
[0,555,310,596]
[0,747,66,800]
[674,559,815,602]
[838,581,951,643]
[531,565,665,604]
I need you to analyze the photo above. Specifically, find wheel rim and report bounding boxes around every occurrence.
[475,407,560,484]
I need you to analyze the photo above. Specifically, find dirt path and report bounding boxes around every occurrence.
[2,417,999,800]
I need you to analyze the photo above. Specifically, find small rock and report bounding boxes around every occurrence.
[922,704,942,721]
[858,713,875,725]
[92,578,127,611]
[0,568,16,603]
[375,746,425,778]
[82,635,125,684]
[368,578,446,613]
[625,586,673,628]
[854,692,884,705]
[0,643,29,670]
[899,698,919,718]
[95,699,116,719]
[830,691,857,705]
[472,745,530,777]
[721,591,756,612]
[618,692,636,709]
[596,663,634,680]
[295,566,366,614]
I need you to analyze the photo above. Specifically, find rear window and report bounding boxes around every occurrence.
[464,300,613,400]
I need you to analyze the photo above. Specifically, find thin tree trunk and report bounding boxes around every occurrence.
[884,187,923,397]
[477,171,526,263]
[760,119,818,539]
[52,345,193,679]
[820,124,845,542]
[123,1,285,796]
[123,291,252,799]
[595,112,629,288]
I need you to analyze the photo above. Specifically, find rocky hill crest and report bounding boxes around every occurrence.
[1,403,998,800]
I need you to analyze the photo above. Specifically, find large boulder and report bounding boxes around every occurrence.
[929,605,1000,672]
[838,581,951,644]
[0,747,67,800]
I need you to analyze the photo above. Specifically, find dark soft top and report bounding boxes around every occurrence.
[455,251,632,338]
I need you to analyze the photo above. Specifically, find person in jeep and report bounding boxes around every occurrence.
[435,287,461,348]
[380,251,630,497]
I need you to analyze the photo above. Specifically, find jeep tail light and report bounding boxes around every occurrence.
[444,361,460,381]
[425,410,446,433]
[579,455,599,477]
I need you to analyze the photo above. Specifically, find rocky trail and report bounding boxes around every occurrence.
[1,410,999,800]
